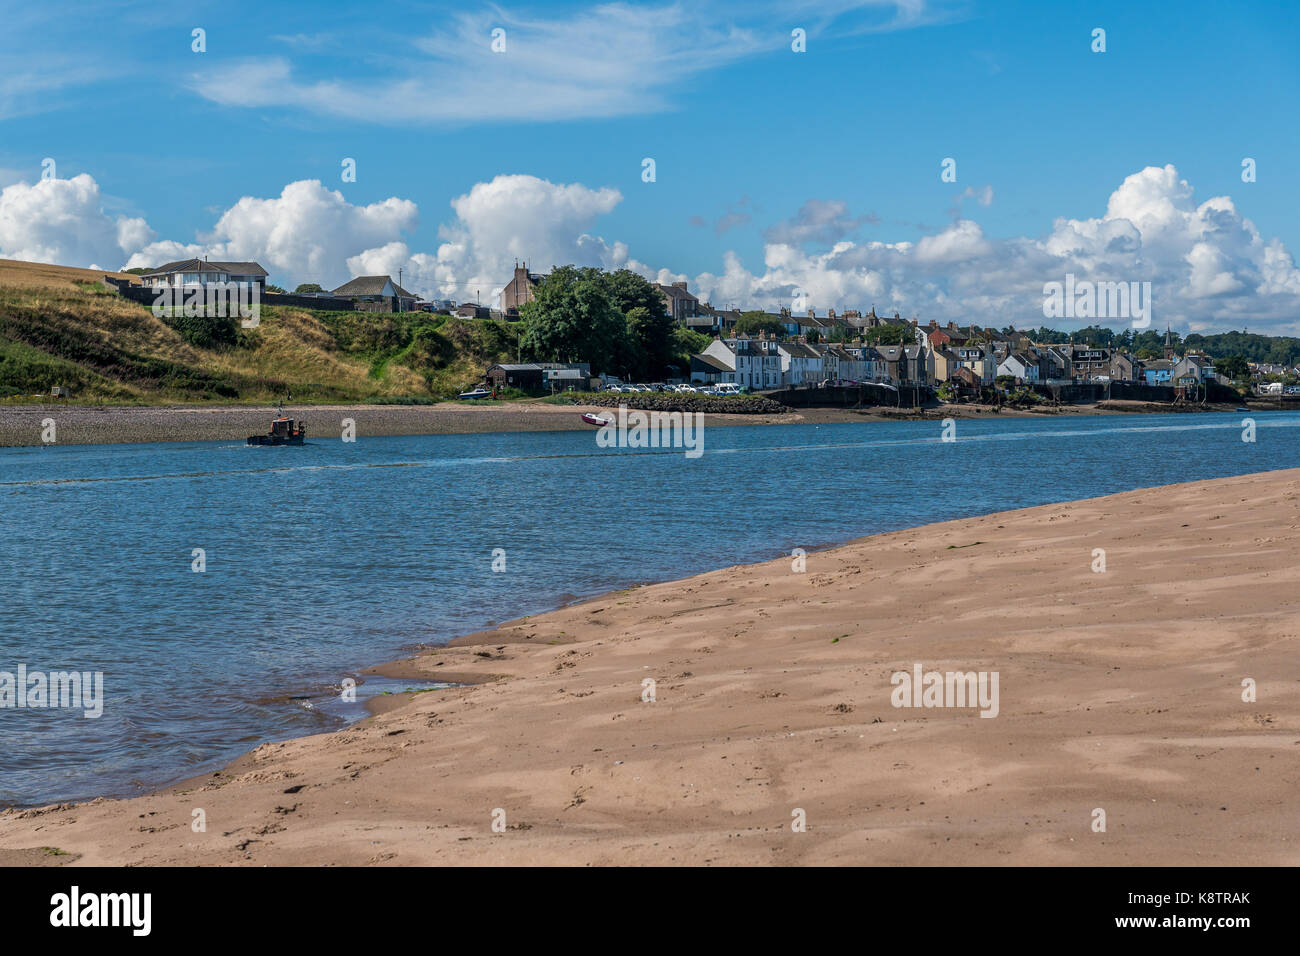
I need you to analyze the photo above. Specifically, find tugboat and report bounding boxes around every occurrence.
[247,404,306,445]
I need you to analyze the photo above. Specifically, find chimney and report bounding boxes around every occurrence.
[947,321,956,330]
[929,319,937,329]
[673,281,688,290]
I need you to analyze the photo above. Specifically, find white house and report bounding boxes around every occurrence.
[778,341,824,385]
[700,338,782,389]
[140,258,268,291]
[997,352,1040,382]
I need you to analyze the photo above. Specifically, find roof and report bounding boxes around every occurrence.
[141,258,268,278]
[779,342,822,359]
[657,283,699,301]
[692,353,733,372]
[333,275,416,298]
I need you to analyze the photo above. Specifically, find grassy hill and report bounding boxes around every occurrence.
[0,259,523,404]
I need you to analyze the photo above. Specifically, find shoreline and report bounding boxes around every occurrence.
[3,468,1297,865]
[0,397,1261,447]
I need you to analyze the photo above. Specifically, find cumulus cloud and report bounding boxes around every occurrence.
[123,180,418,287]
[693,165,1300,333]
[0,174,152,270]
[10,163,1300,333]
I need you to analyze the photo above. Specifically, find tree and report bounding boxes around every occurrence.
[1214,354,1250,381]
[601,271,673,379]
[734,311,786,338]
[519,266,631,376]
[294,283,324,294]
[266,284,286,294]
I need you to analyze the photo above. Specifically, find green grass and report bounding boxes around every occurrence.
[0,279,526,405]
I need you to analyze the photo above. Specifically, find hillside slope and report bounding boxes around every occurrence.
[0,260,522,403]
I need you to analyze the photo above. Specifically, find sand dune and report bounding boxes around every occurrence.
[3,469,1298,866]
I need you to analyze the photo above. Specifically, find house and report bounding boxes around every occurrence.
[830,344,872,382]
[453,302,491,318]
[952,366,983,390]
[997,352,1040,382]
[1140,359,1176,385]
[875,345,926,384]
[1069,346,1112,382]
[1172,354,1216,386]
[484,363,590,392]
[843,345,886,381]
[953,344,996,384]
[1039,346,1073,383]
[926,321,970,350]
[332,275,419,312]
[139,258,268,292]
[1108,352,1138,382]
[657,281,700,322]
[690,352,734,384]
[501,264,545,313]
[778,340,825,386]
[927,347,960,383]
[702,337,782,389]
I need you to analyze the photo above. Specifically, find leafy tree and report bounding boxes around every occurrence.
[1213,354,1250,381]
[266,284,287,294]
[294,283,324,294]
[862,324,913,346]
[734,311,786,338]
[519,266,631,375]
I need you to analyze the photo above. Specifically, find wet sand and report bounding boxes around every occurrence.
[0,398,1253,446]
[2,468,1296,866]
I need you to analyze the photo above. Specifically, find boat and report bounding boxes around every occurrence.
[247,409,305,446]
[458,387,493,400]
[581,412,612,426]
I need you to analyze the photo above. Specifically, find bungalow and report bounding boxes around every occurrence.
[453,302,492,319]
[332,275,419,312]
[139,258,268,292]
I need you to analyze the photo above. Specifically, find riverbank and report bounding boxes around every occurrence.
[0,397,1255,446]
[3,468,1296,866]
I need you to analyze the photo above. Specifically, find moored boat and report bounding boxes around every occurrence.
[458,387,493,400]
[248,410,306,445]
[581,412,612,426]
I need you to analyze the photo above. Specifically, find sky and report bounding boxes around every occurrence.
[1,0,1298,333]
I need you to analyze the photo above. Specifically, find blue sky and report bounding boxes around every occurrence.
[2,0,1298,331]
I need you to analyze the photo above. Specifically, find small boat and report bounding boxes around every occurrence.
[581,412,612,426]
[458,387,493,400]
[1236,406,1251,412]
[248,413,305,446]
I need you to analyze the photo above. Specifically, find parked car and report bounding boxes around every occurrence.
[714,383,741,395]
[674,384,697,393]
[1285,385,1300,395]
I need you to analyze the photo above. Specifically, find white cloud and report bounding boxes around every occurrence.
[190,2,961,125]
[11,164,1300,334]
[0,174,152,270]
[690,165,1300,333]
[123,180,418,288]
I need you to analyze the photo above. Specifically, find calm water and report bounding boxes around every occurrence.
[1,410,1296,806]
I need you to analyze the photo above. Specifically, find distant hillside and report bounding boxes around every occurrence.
[0,260,522,403]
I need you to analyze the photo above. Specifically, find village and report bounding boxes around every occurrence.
[117,257,1286,402]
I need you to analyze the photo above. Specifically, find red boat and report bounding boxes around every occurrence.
[581,412,612,426]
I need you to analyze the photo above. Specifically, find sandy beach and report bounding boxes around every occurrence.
[0,397,1253,446]
[2,467,1296,866]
